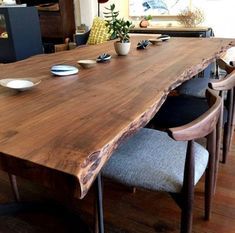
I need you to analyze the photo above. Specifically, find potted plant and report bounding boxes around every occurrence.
[104,4,132,56]
[139,15,153,28]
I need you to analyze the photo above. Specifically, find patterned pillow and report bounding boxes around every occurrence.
[87,17,110,45]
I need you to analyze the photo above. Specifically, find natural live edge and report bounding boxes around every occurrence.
[79,92,168,198]
[0,37,234,199]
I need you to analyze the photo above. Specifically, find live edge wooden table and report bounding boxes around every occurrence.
[0,37,234,216]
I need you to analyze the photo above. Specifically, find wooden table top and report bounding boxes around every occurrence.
[0,36,234,199]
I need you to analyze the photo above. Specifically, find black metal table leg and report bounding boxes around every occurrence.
[95,173,104,233]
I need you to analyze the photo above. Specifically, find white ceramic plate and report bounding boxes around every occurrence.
[51,65,79,76]
[0,79,41,91]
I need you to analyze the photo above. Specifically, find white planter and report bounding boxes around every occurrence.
[114,41,131,56]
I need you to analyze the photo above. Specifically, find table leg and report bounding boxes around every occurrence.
[95,173,104,233]
[8,174,20,202]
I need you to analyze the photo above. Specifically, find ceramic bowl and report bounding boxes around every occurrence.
[77,60,97,69]
[149,38,162,45]
[0,78,41,91]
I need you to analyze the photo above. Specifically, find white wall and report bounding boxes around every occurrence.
[192,0,235,38]
[74,0,235,38]
[74,0,128,28]
[75,0,97,28]
[73,0,81,26]
[99,0,128,18]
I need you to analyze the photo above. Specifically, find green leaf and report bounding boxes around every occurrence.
[102,3,131,42]
[110,4,115,11]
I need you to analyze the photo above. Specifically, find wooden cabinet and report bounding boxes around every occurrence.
[38,0,75,42]
[130,26,214,38]
[17,0,75,42]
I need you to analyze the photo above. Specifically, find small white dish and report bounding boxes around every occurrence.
[51,65,79,76]
[0,79,41,91]
[149,38,162,45]
[77,60,97,69]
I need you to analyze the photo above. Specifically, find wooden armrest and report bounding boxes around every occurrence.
[209,69,235,91]
[168,89,221,141]
[217,58,235,74]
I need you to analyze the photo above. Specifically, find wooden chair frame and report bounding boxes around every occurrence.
[169,89,221,233]
[210,62,235,164]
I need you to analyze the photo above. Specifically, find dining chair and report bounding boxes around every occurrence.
[216,58,235,160]
[100,89,221,233]
[209,69,235,164]
[54,38,70,53]
[150,61,235,165]
[75,30,90,46]
[217,57,235,75]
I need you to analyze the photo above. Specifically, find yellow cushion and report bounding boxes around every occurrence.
[87,17,110,45]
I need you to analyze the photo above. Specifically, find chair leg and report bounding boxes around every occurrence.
[222,122,229,163]
[205,130,216,220]
[180,197,194,233]
[222,89,234,163]
[94,173,104,233]
[229,89,235,150]
[180,141,195,233]
[214,107,223,193]
[8,174,20,202]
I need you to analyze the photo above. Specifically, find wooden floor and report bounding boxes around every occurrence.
[0,139,234,232]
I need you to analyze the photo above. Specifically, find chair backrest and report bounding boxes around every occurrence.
[168,89,222,141]
[54,38,70,53]
[75,30,90,46]
[217,58,235,74]
[209,69,235,91]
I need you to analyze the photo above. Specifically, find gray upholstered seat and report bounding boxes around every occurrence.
[103,128,208,193]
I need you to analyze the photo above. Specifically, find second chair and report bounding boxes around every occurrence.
[102,89,222,233]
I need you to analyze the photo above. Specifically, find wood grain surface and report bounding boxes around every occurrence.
[0,36,234,199]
